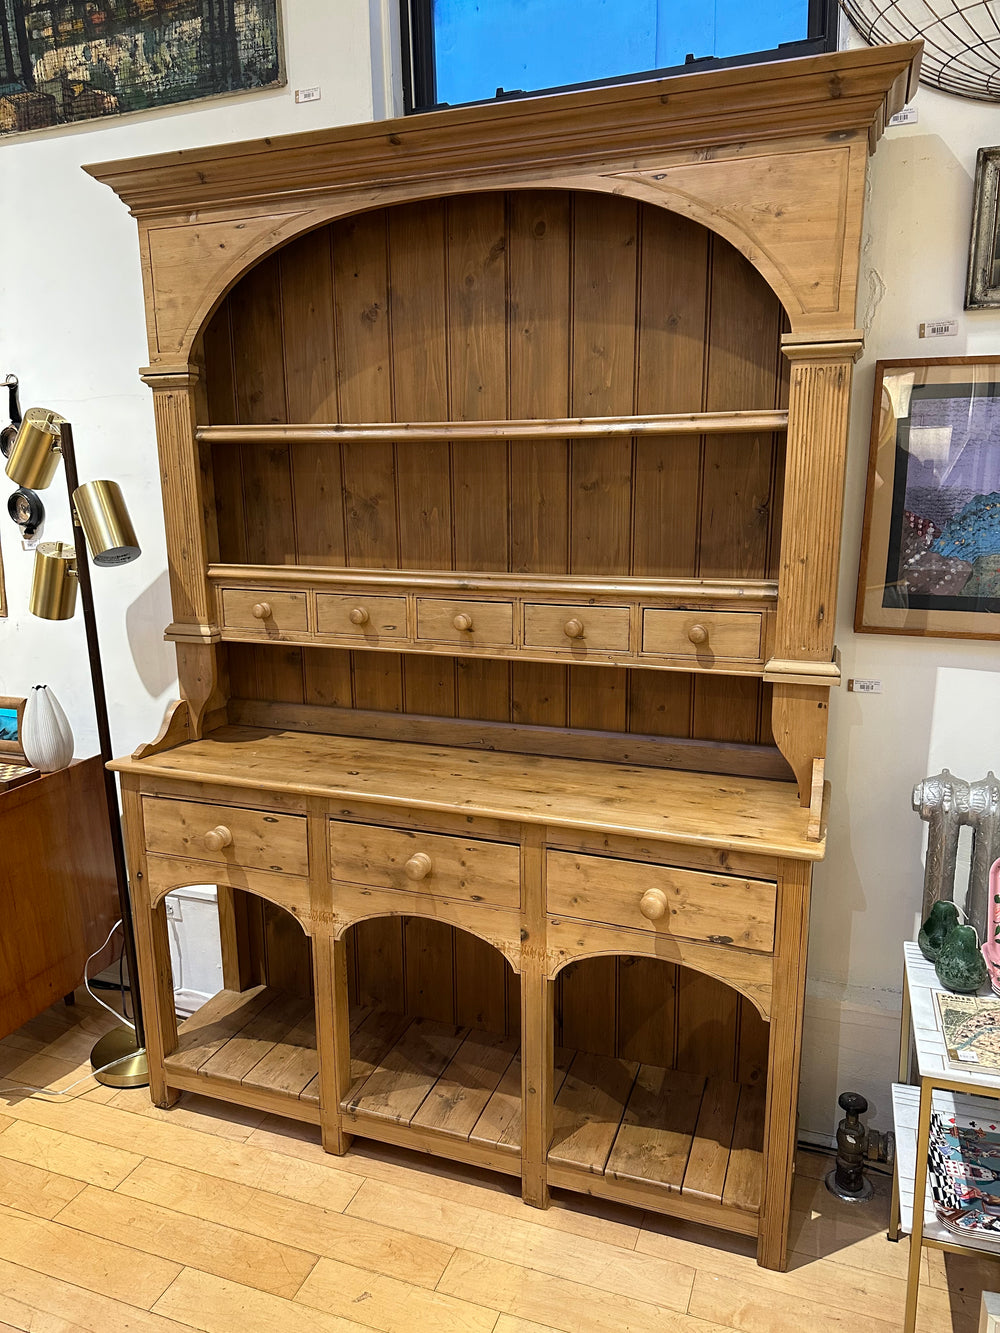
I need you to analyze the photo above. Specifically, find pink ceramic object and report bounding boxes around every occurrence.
[981,857,1000,995]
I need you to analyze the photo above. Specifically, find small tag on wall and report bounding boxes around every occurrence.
[295,87,321,103]
[848,678,882,694]
[889,106,918,126]
[920,319,959,338]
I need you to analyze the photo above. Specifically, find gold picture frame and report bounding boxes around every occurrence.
[856,356,1000,639]
[0,695,26,760]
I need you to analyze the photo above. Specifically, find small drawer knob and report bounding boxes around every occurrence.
[563,617,585,640]
[453,613,474,632]
[404,852,433,881]
[252,602,272,621]
[687,623,709,646]
[349,606,370,626]
[203,825,233,853]
[639,888,668,922]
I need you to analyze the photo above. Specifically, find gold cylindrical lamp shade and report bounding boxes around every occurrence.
[4,409,64,489]
[73,480,140,566]
[30,542,78,620]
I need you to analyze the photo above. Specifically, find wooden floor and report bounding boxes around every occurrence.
[0,989,993,1333]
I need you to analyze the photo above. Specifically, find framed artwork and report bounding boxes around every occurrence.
[856,356,1000,639]
[0,697,26,759]
[0,1,284,137]
[966,146,1000,310]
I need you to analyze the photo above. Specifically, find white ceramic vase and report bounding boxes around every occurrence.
[21,684,74,772]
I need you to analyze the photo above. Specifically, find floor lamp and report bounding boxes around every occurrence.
[5,407,148,1088]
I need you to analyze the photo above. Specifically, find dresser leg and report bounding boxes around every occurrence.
[757,859,810,1270]
[313,930,353,1156]
[521,962,553,1208]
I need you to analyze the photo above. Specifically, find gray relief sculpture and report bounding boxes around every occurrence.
[913,769,1000,945]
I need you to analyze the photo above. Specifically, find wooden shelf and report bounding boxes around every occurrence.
[342,1008,763,1233]
[111,725,824,859]
[342,1010,523,1174]
[163,985,320,1123]
[547,1052,764,1235]
[207,564,778,603]
[197,409,789,446]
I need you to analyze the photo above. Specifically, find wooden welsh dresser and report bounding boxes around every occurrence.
[91,41,920,1270]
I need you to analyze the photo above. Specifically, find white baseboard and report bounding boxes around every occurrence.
[798,985,901,1140]
[173,988,214,1019]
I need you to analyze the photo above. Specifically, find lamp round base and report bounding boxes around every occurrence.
[90,1026,149,1088]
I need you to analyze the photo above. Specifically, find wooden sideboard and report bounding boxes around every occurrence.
[0,758,119,1038]
[93,39,921,1272]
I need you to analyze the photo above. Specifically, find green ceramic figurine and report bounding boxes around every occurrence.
[918,900,961,961]
[935,923,989,993]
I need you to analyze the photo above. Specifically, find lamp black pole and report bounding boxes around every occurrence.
[60,423,148,1081]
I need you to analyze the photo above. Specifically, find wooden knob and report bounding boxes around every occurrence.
[453,613,474,632]
[404,852,433,881]
[252,602,272,621]
[203,825,233,852]
[563,618,585,640]
[349,607,370,626]
[687,623,709,646]
[639,888,668,922]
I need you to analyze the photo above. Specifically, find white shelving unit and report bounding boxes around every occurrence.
[892,941,1000,1331]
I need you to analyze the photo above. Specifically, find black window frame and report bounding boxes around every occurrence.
[400,0,840,115]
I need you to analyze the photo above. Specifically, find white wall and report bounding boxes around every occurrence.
[2,8,997,1138]
[799,40,1000,1138]
[0,0,396,755]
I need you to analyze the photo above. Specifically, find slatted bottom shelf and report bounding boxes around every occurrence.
[345,1010,765,1233]
[164,985,320,1123]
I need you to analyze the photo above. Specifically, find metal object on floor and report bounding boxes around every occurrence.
[826,1091,876,1202]
[90,1025,148,1088]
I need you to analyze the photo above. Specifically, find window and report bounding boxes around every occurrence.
[401,0,838,114]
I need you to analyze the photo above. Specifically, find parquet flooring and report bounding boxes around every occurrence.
[0,989,992,1333]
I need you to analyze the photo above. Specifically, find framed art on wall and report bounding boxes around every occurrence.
[966,146,1000,310]
[0,0,284,136]
[856,356,1000,639]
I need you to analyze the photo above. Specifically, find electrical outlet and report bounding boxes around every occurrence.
[164,897,182,921]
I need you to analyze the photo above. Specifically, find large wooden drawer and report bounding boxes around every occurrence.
[546,851,775,952]
[316,593,407,641]
[523,603,630,653]
[329,820,520,908]
[142,797,309,877]
[221,589,309,637]
[415,598,514,648]
[641,609,762,661]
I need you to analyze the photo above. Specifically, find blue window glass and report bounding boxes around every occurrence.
[407,0,830,112]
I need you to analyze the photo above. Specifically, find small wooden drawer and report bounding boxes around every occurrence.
[524,603,630,653]
[546,851,775,952]
[142,798,309,877]
[316,593,407,641]
[329,821,520,908]
[641,609,762,661]
[415,598,514,648]
[221,589,309,637]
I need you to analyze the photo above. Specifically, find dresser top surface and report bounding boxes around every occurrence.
[110,725,825,860]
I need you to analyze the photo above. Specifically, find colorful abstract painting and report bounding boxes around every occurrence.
[0,0,283,134]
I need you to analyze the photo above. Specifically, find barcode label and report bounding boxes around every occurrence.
[920,320,959,338]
